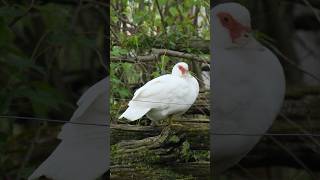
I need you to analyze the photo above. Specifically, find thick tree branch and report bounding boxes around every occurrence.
[112,87,320,170]
[111,126,210,179]
[111,48,209,64]
[9,0,35,28]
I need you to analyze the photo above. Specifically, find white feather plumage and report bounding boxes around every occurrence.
[119,62,199,123]
[211,3,286,175]
[29,77,109,180]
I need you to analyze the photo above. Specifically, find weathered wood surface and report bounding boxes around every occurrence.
[111,126,210,179]
[112,87,320,174]
[111,118,209,150]
[110,162,210,180]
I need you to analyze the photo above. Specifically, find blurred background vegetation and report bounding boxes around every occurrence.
[0,0,319,179]
[215,0,320,179]
[0,0,107,179]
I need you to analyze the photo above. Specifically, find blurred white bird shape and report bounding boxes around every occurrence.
[211,3,285,175]
[119,62,199,124]
[29,78,109,180]
[201,64,210,90]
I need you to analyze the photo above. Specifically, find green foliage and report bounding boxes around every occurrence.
[110,62,136,99]
[36,3,71,31]
[180,141,193,162]
[192,150,210,162]
[0,1,106,178]
[111,46,129,56]
[110,0,209,120]
[169,135,180,143]
[0,19,13,49]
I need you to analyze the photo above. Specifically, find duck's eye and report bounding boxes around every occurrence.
[223,17,229,22]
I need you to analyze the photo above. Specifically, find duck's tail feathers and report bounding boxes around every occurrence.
[119,106,150,121]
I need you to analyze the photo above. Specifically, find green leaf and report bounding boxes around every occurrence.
[181,141,192,162]
[169,135,180,143]
[160,55,169,74]
[151,71,160,78]
[47,30,72,45]
[157,0,167,6]
[111,46,128,56]
[74,34,97,49]
[36,3,70,30]
[169,7,178,17]
[118,88,130,98]
[1,55,45,74]
[0,18,13,48]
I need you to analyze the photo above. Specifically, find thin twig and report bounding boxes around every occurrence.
[9,0,35,28]
[269,136,316,180]
[301,0,320,24]
[93,47,108,73]
[155,0,167,35]
[294,34,318,60]
[280,113,320,148]
[30,31,51,63]
[110,26,121,44]
[71,0,83,31]
[111,48,209,64]
[16,122,44,180]
[265,41,320,83]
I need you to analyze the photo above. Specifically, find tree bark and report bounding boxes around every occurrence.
[112,86,320,172]
[111,119,210,150]
[111,126,210,179]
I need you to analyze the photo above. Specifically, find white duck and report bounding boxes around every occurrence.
[29,78,109,180]
[211,3,285,175]
[119,62,199,123]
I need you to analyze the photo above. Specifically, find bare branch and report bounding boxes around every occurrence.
[301,0,320,24]
[152,48,209,63]
[111,49,209,64]
[155,0,167,35]
[264,41,320,83]
[9,0,35,28]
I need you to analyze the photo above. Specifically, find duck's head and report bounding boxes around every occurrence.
[212,3,260,49]
[172,62,189,77]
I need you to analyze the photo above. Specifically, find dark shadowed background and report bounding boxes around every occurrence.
[213,0,320,179]
[0,0,107,179]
